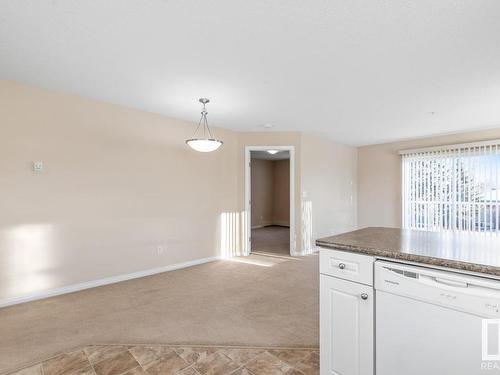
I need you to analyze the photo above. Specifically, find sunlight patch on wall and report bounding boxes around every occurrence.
[301,200,315,255]
[0,223,56,297]
[220,211,249,258]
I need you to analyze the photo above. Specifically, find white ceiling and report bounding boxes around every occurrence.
[1,1,500,146]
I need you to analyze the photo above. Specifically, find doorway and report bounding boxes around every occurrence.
[245,146,295,256]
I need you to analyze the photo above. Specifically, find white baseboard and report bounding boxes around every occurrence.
[251,223,290,229]
[272,221,290,227]
[0,256,219,309]
[251,225,266,229]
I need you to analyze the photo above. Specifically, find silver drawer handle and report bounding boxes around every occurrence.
[338,263,346,270]
[361,293,368,300]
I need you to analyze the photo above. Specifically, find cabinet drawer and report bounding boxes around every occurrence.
[320,248,374,286]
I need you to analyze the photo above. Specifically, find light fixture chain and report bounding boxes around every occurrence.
[192,114,204,138]
[205,112,214,139]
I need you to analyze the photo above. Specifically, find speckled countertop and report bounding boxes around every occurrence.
[316,227,500,277]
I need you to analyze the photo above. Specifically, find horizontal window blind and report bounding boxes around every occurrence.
[402,141,500,233]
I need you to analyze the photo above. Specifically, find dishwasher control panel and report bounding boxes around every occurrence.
[374,260,500,318]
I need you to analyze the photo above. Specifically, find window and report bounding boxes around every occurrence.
[401,141,500,233]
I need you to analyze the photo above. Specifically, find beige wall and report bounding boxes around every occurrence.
[0,80,239,301]
[301,134,358,251]
[273,159,290,226]
[0,80,360,301]
[250,159,275,227]
[250,159,290,228]
[358,129,500,228]
[7,79,498,302]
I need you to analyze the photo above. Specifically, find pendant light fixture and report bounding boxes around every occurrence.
[186,98,223,152]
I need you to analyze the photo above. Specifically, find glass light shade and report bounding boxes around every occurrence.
[267,150,279,154]
[186,138,223,152]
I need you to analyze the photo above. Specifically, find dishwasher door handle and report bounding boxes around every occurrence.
[434,277,469,288]
[420,274,468,289]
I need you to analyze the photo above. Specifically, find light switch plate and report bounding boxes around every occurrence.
[33,161,43,172]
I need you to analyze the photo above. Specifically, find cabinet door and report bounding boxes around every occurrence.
[320,274,373,375]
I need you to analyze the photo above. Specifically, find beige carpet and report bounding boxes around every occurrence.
[0,253,318,374]
[251,226,290,255]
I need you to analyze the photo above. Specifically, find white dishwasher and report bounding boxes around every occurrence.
[375,260,500,375]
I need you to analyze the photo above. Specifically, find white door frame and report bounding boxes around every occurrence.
[245,145,295,256]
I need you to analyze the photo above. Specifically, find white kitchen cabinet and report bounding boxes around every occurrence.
[320,274,374,375]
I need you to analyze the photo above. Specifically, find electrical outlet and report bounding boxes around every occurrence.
[156,245,164,255]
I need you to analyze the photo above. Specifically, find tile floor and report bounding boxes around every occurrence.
[8,345,319,375]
